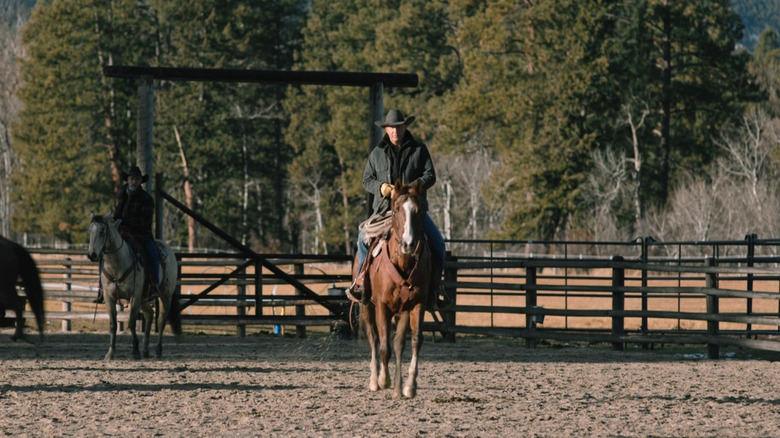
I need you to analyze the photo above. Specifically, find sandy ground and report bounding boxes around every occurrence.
[2,327,780,438]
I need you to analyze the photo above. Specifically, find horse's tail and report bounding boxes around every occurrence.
[167,289,182,335]
[13,243,45,336]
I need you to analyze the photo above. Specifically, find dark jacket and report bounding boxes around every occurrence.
[362,131,436,214]
[114,185,154,238]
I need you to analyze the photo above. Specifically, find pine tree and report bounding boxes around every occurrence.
[152,0,305,250]
[285,0,459,254]
[12,0,154,243]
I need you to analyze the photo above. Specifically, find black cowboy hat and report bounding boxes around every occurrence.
[374,109,415,128]
[120,165,149,183]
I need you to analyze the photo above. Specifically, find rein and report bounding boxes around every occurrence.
[377,235,426,292]
[102,254,138,285]
[102,234,124,255]
[97,222,140,289]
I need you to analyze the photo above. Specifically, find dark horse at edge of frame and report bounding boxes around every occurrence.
[355,180,432,399]
[0,236,45,342]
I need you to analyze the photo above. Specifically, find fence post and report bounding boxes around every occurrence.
[62,257,72,332]
[611,256,625,351]
[295,263,306,338]
[525,265,537,349]
[442,251,457,343]
[254,258,263,317]
[745,233,756,339]
[706,257,719,359]
[641,237,652,349]
[236,282,246,338]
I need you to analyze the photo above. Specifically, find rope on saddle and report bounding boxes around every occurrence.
[359,211,393,244]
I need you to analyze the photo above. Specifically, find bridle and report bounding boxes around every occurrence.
[91,218,123,256]
[388,193,426,280]
[91,217,139,288]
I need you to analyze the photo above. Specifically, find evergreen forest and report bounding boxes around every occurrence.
[3,0,780,254]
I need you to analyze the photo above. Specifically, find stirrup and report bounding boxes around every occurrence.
[147,285,159,302]
[345,280,363,303]
[93,288,104,304]
[430,285,452,311]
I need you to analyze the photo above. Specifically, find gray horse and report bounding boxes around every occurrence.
[87,211,181,360]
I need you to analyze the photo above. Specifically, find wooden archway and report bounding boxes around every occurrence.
[103,65,418,239]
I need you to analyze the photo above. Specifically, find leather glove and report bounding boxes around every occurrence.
[380,183,394,198]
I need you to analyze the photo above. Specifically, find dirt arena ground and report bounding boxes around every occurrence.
[2,327,780,438]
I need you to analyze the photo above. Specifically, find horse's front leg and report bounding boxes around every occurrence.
[376,304,392,390]
[128,299,142,360]
[141,302,153,358]
[10,304,25,342]
[403,305,425,399]
[393,311,410,399]
[362,304,381,392]
[105,299,119,361]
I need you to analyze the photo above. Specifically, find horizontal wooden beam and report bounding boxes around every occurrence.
[103,65,418,88]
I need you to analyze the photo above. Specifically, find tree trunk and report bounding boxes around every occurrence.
[659,1,672,204]
[174,125,196,251]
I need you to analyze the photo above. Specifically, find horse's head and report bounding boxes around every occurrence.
[87,211,121,262]
[391,180,424,255]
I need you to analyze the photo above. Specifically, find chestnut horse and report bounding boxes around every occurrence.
[358,180,432,399]
[0,236,45,342]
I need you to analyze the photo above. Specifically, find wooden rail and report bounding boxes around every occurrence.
[6,246,780,358]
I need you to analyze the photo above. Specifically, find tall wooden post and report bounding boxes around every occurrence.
[155,173,164,240]
[137,76,154,193]
[367,83,384,217]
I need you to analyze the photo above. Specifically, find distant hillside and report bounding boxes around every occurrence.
[733,0,780,50]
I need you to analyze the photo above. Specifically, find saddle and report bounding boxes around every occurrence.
[119,230,161,299]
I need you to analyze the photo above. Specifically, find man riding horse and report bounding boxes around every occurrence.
[94,165,160,304]
[347,109,450,310]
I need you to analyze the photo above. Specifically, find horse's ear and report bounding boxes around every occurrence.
[409,179,422,196]
[90,211,95,220]
[394,179,406,196]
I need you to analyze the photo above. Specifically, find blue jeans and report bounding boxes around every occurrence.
[141,236,160,285]
[357,213,445,281]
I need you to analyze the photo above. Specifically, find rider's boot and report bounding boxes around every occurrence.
[345,275,365,303]
[147,284,159,302]
[436,284,452,309]
[93,288,104,304]
[427,284,451,311]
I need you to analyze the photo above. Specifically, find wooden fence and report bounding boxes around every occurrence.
[7,237,780,358]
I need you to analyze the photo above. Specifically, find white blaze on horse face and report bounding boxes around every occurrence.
[402,199,414,253]
[88,222,100,254]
